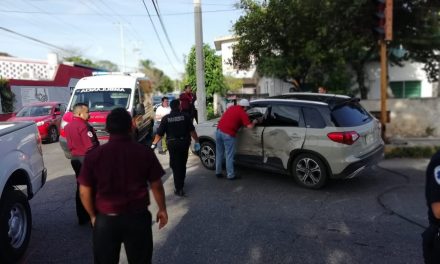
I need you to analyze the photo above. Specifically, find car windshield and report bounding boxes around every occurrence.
[70,88,131,112]
[16,105,52,117]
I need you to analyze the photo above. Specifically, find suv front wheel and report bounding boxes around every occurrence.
[291,153,328,189]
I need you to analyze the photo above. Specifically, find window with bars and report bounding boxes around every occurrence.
[390,81,421,98]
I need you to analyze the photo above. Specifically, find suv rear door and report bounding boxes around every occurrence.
[262,103,306,170]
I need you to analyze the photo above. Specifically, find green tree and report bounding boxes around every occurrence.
[139,59,174,93]
[95,60,119,71]
[185,44,227,96]
[0,78,15,113]
[64,56,97,67]
[233,0,440,98]
[224,75,244,92]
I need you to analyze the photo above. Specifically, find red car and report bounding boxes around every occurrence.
[8,102,67,143]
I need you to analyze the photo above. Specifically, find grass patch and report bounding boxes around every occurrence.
[385,146,440,159]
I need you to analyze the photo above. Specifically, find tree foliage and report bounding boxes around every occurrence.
[95,60,119,71]
[139,59,174,94]
[64,56,97,67]
[185,44,227,96]
[0,78,15,113]
[233,0,440,98]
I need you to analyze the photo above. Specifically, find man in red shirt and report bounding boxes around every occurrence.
[64,103,99,225]
[216,99,259,180]
[78,108,168,263]
[179,84,196,122]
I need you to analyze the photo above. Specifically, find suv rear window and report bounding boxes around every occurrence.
[331,102,372,127]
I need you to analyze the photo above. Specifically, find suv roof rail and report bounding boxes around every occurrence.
[92,72,146,78]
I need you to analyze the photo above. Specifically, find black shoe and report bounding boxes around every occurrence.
[216,173,224,178]
[158,150,166,155]
[174,189,186,197]
[227,175,241,180]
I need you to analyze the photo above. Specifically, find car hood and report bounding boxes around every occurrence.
[8,115,50,122]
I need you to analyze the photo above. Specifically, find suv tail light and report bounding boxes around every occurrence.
[327,131,360,145]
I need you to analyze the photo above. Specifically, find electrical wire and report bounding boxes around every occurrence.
[140,0,180,75]
[150,0,180,62]
[0,26,70,53]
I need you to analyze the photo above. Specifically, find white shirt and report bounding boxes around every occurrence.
[155,105,171,122]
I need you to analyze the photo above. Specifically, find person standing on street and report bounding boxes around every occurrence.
[151,99,200,197]
[154,96,171,154]
[179,84,196,123]
[422,150,440,263]
[215,99,259,180]
[64,103,99,225]
[78,108,168,263]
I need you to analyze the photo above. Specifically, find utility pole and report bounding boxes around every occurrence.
[373,0,393,141]
[117,22,126,72]
[194,0,206,123]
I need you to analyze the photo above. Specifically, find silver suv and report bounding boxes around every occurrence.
[195,93,384,189]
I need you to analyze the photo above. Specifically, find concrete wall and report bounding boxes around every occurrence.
[361,97,440,137]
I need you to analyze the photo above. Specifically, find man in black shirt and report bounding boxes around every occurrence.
[152,99,200,196]
[422,150,440,263]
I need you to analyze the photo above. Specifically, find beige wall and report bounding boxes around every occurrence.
[361,98,440,137]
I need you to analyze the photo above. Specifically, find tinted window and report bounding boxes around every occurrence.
[303,107,326,128]
[331,102,372,127]
[267,105,301,127]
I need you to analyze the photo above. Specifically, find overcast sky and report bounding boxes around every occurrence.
[0,0,243,80]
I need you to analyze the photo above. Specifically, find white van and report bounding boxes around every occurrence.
[59,72,154,158]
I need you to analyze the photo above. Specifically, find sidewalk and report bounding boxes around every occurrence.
[388,137,440,147]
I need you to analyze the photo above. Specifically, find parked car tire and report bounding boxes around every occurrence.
[48,126,59,143]
[291,153,328,189]
[199,141,216,170]
[0,189,32,263]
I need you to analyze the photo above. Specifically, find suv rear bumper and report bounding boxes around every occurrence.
[333,144,384,179]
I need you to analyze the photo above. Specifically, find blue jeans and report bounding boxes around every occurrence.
[215,129,236,178]
[153,121,164,152]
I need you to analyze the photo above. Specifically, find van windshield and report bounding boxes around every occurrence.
[70,88,132,112]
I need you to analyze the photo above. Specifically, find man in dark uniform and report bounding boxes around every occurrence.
[151,99,200,197]
[78,108,168,263]
[422,150,440,263]
[64,103,99,225]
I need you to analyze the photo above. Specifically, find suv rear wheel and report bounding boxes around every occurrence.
[48,126,58,143]
[200,141,216,170]
[291,153,328,189]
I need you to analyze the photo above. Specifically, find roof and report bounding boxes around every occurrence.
[254,92,359,108]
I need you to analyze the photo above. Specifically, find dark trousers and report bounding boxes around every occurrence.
[422,224,440,264]
[70,158,90,223]
[167,139,190,191]
[93,211,153,264]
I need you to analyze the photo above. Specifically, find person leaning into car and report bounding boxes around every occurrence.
[215,99,261,180]
[64,103,99,225]
[422,149,440,263]
[151,99,200,197]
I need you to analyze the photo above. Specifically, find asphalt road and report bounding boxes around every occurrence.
[19,142,429,264]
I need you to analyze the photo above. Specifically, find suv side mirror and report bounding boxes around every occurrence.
[54,111,61,115]
[135,103,145,116]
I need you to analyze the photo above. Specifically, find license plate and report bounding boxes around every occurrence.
[365,133,373,144]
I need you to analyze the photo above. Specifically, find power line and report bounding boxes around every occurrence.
[140,0,179,75]
[150,0,180,62]
[0,26,70,53]
[0,8,240,17]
